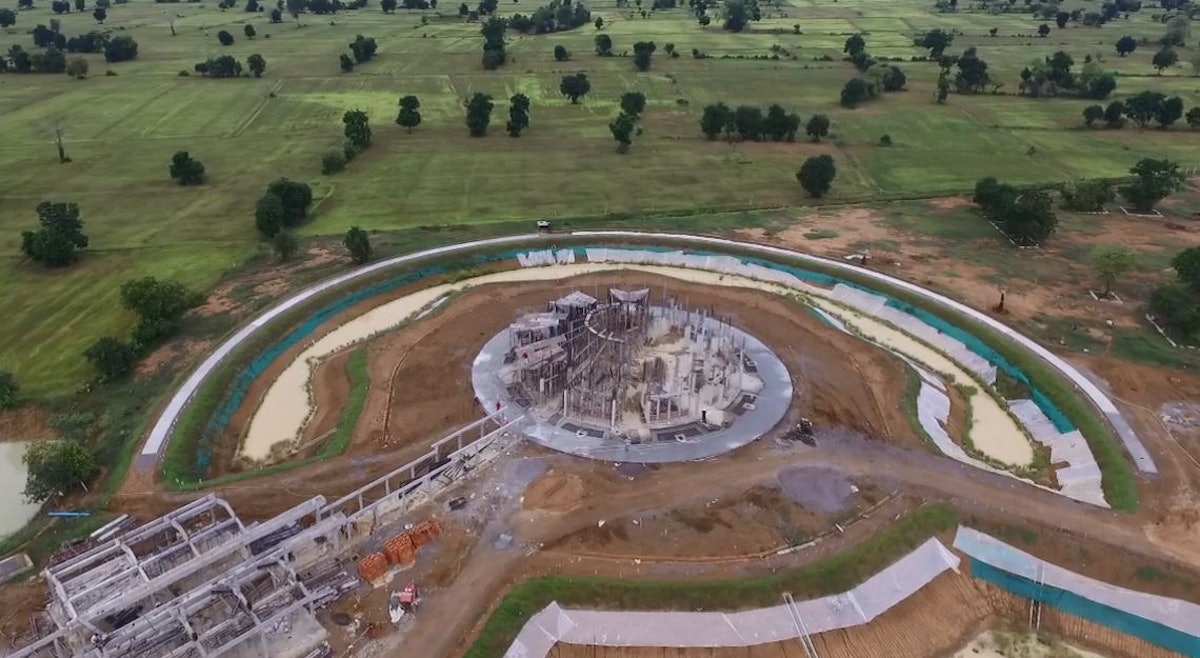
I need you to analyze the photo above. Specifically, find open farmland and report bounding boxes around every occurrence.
[1,0,1199,396]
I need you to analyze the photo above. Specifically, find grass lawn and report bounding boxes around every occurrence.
[1,0,1198,397]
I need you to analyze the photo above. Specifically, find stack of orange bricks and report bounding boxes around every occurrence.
[356,553,388,582]
[382,533,416,567]
[410,520,442,548]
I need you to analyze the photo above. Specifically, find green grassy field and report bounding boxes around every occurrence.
[1,0,1198,396]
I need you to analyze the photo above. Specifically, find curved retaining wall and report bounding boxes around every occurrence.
[139,233,1155,481]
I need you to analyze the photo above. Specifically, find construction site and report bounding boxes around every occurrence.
[4,236,1200,658]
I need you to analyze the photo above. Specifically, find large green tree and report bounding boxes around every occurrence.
[344,226,372,264]
[266,179,314,226]
[700,102,732,140]
[168,151,206,186]
[609,112,637,152]
[397,95,422,132]
[805,114,830,142]
[84,336,135,382]
[506,93,531,137]
[620,91,647,119]
[343,109,372,150]
[255,193,286,238]
[465,92,495,136]
[632,41,656,71]
[1121,158,1185,212]
[21,202,88,267]
[915,29,953,57]
[559,72,591,103]
[23,440,98,503]
[120,277,203,346]
[796,155,836,198]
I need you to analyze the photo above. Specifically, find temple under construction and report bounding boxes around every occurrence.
[500,288,763,440]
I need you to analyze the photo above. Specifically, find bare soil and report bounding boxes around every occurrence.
[0,407,52,442]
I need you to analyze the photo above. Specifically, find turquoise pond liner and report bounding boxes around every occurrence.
[185,244,1074,478]
[970,559,1200,656]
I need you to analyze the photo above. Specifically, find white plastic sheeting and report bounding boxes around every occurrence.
[504,537,960,657]
[1008,400,1105,506]
[953,526,1200,638]
[518,249,576,267]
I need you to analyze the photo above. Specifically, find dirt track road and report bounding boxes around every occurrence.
[397,432,1184,658]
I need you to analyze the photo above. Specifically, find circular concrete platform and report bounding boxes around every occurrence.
[471,310,793,463]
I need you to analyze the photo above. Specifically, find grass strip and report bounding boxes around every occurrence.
[463,504,958,658]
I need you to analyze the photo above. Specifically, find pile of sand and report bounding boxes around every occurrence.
[523,471,584,513]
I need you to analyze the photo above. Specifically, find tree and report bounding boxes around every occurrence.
[1082,105,1104,127]
[1115,35,1137,56]
[595,34,613,56]
[343,109,371,149]
[21,202,88,267]
[103,35,137,62]
[396,95,421,132]
[1091,246,1134,297]
[120,277,202,345]
[1187,106,1200,129]
[22,440,98,504]
[507,93,531,136]
[1103,100,1125,127]
[632,41,656,71]
[700,102,731,140]
[878,65,907,91]
[732,105,764,140]
[247,53,266,77]
[1055,10,1069,28]
[1061,179,1114,212]
[66,57,88,79]
[1158,96,1184,128]
[272,231,298,261]
[0,372,19,411]
[916,29,953,58]
[1038,23,1050,37]
[349,34,378,63]
[805,113,830,142]
[263,180,313,229]
[609,112,637,152]
[255,193,286,237]
[344,226,372,264]
[480,16,506,69]
[381,0,396,10]
[168,151,205,186]
[955,47,990,92]
[0,9,15,28]
[595,16,603,29]
[465,92,494,136]
[620,91,647,119]
[1153,46,1178,73]
[796,155,836,198]
[722,0,756,32]
[554,44,570,61]
[93,7,106,22]
[559,72,591,103]
[322,150,347,174]
[1121,158,1185,211]
[340,53,355,72]
[843,34,865,56]
[1151,283,1200,338]
[244,24,256,39]
[1163,14,1190,46]
[76,0,85,9]
[1123,91,1165,127]
[218,30,235,45]
[840,77,872,108]
[270,7,282,21]
[1003,190,1057,246]
[1172,247,1200,288]
[84,336,135,382]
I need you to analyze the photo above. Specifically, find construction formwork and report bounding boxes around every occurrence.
[505,288,751,435]
[18,495,354,658]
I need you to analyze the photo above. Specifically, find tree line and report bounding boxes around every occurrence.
[1082,91,1200,130]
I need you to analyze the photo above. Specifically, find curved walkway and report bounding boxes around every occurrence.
[137,232,1155,476]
